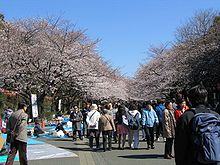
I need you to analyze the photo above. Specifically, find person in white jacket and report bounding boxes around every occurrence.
[127,103,141,149]
[86,104,101,150]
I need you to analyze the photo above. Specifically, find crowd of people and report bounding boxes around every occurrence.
[63,85,220,165]
[66,84,220,165]
[1,84,220,165]
[78,99,179,156]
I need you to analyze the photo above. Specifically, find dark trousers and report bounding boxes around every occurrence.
[165,138,174,156]
[6,140,28,165]
[156,122,163,139]
[72,124,82,140]
[88,129,100,149]
[102,130,112,151]
[113,130,118,142]
[144,126,154,146]
[73,130,82,140]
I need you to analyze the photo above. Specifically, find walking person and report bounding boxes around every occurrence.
[112,103,118,143]
[115,105,129,149]
[127,103,141,149]
[81,102,91,137]
[103,102,118,143]
[142,101,159,149]
[99,109,116,152]
[155,99,165,141]
[163,101,176,159]
[86,104,101,150]
[5,102,28,165]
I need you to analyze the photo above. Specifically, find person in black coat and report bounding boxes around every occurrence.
[174,84,219,165]
[70,106,83,141]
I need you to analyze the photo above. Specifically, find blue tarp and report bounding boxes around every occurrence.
[1,134,45,145]
[0,134,45,163]
[0,155,19,163]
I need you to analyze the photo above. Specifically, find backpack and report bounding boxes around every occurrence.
[128,112,139,130]
[191,109,220,163]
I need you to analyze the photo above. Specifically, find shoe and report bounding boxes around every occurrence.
[164,155,172,159]
[169,154,175,158]
[155,138,160,142]
[151,145,155,149]
[146,145,150,150]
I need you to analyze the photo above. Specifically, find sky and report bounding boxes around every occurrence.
[0,0,220,77]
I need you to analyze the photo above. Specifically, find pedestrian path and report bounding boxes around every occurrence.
[71,136,175,165]
[73,140,99,165]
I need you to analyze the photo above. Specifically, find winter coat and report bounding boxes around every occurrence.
[86,110,101,130]
[99,114,116,132]
[142,108,159,127]
[6,109,28,143]
[70,111,83,131]
[155,104,165,122]
[162,109,176,138]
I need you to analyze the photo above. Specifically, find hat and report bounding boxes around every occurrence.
[18,102,28,109]
[90,104,98,111]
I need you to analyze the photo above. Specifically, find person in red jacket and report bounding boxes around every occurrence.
[174,100,189,121]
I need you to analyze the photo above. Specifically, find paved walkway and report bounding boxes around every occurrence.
[12,136,175,165]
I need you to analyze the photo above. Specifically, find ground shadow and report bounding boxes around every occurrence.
[118,154,164,159]
[39,138,72,142]
[60,146,93,152]
[73,143,88,146]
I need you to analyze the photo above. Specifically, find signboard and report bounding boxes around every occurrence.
[31,94,38,118]
[58,99,62,111]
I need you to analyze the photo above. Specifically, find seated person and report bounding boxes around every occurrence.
[33,121,45,137]
[55,120,69,137]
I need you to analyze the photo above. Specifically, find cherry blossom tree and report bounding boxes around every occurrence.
[0,17,128,115]
[129,10,220,101]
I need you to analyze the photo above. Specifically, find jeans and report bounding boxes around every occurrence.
[128,129,139,149]
[82,121,88,137]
